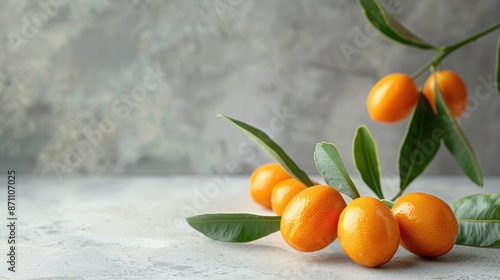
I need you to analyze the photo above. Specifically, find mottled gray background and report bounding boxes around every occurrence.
[0,0,499,179]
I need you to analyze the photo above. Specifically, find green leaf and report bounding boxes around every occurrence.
[314,142,360,199]
[218,114,314,187]
[448,194,500,247]
[496,35,500,95]
[186,214,281,242]
[433,72,483,186]
[358,0,434,49]
[353,125,383,199]
[398,94,441,193]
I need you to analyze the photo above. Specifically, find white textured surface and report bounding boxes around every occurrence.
[2,176,500,279]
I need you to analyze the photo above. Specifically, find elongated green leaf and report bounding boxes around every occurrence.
[353,125,383,199]
[434,73,483,186]
[186,214,281,242]
[314,142,360,199]
[496,35,500,95]
[448,194,500,247]
[218,114,313,186]
[398,95,441,193]
[358,0,434,49]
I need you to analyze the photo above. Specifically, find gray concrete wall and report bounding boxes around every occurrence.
[1,0,499,179]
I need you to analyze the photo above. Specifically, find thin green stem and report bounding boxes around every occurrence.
[410,21,500,80]
[390,189,404,201]
[446,22,500,52]
[429,64,436,74]
[410,59,434,79]
[411,51,449,80]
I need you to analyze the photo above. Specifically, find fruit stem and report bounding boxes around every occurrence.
[445,21,500,53]
[410,59,433,80]
[410,21,500,80]
[380,199,395,208]
[390,189,404,201]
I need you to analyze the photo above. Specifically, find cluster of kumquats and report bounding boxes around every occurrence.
[187,67,470,267]
[187,69,468,267]
[187,0,500,269]
[367,70,467,123]
[246,70,465,267]
[250,161,458,267]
